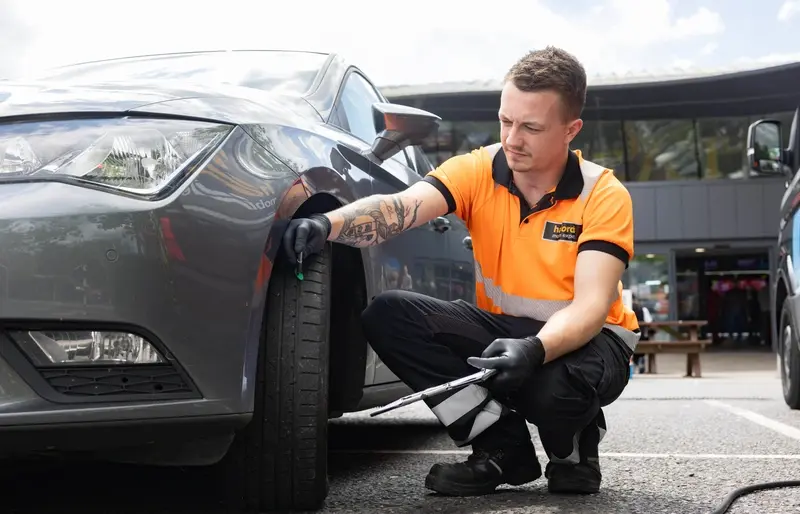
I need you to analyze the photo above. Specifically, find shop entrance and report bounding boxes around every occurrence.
[675,250,771,349]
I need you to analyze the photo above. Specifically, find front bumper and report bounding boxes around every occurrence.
[0,127,300,435]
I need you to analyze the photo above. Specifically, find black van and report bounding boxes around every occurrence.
[748,108,800,408]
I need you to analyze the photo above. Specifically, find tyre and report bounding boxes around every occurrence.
[225,244,332,511]
[779,300,800,410]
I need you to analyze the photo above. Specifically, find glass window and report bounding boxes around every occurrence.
[407,145,435,176]
[420,121,455,167]
[333,72,382,144]
[696,116,751,179]
[762,111,796,148]
[571,120,626,179]
[623,254,670,322]
[27,51,328,96]
[452,121,500,154]
[624,120,699,181]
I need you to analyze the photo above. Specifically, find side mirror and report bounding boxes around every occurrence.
[364,102,440,164]
[747,119,788,176]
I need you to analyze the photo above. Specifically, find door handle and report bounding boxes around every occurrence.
[430,216,450,233]
[462,236,473,250]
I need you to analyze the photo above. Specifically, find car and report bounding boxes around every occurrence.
[746,107,800,409]
[0,50,477,512]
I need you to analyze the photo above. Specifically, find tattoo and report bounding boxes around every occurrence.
[333,195,422,247]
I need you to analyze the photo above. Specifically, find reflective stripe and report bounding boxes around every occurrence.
[475,261,572,320]
[454,399,504,446]
[430,384,489,427]
[577,158,606,201]
[429,384,503,446]
[604,323,640,352]
[548,432,581,465]
[475,261,640,352]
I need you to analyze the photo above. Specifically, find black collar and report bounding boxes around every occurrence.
[492,148,584,200]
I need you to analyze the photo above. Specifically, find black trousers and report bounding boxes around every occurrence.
[361,290,634,465]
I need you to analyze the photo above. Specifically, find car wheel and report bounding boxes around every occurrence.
[779,300,800,410]
[226,244,332,511]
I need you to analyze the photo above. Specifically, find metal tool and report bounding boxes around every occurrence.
[369,367,498,417]
[295,251,304,281]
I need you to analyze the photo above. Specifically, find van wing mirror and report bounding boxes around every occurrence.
[747,119,790,177]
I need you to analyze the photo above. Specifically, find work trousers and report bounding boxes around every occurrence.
[361,290,634,465]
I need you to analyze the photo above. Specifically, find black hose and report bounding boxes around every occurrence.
[710,480,800,513]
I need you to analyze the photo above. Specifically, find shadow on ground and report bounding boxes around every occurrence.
[0,420,446,514]
[0,419,712,514]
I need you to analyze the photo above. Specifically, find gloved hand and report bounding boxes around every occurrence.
[467,336,546,393]
[282,214,332,263]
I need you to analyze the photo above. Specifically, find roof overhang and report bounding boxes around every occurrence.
[382,61,800,121]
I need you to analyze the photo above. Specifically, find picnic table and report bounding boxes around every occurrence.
[635,320,711,377]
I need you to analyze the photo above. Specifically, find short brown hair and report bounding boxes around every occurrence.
[504,46,587,120]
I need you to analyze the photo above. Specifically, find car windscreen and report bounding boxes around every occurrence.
[28,51,329,95]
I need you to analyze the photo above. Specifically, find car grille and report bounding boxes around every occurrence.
[38,364,194,397]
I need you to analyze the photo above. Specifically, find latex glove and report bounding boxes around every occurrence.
[282,214,332,263]
[467,336,546,393]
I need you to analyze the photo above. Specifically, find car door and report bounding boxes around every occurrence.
[329,69,463,384]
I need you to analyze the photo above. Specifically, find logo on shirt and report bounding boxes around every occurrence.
[542,221,582,242]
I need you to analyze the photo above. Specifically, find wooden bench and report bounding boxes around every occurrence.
[634,340,712,377]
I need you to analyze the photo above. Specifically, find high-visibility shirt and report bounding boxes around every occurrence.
[423,144,640,350]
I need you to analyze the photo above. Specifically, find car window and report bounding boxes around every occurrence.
[334,72,382,143]
[409,145,435,175]
[333,71,409,166]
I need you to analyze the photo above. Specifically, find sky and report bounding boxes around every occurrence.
[1,0,799,87]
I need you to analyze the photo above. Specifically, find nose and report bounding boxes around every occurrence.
[505,124,523,148]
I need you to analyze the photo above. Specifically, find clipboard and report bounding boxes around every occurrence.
[369,367,498,417]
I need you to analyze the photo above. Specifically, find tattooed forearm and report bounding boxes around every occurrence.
[329,194,423,247]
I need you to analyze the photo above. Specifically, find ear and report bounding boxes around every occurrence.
[566,119,583,143]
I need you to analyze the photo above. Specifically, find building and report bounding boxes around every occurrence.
[382,61,800,348]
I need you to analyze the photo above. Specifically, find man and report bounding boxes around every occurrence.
[283,46,639,496]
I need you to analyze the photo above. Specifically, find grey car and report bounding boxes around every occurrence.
[0,50,476,512]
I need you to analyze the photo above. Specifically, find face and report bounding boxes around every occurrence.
[498,81,583,173]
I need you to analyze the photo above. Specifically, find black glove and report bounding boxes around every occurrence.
[282,214,332,263]
[467,336,546,393]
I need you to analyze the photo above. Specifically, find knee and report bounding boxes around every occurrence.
[360,289,417,345]
[519,370,596,429]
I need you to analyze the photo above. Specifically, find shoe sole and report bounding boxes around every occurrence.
[547,479,600,495]
[424,467,542,497]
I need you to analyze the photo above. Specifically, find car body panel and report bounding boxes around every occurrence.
[0,49,476,459]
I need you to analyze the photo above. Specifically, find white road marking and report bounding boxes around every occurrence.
[331,449,800,459]
[705,399,800,442]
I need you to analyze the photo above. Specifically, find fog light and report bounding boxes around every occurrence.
[10,330,165,366]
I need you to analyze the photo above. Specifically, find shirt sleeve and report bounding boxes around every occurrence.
[422,148,490,225]
[577,176,634,268]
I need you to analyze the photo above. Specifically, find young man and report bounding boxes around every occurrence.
[283,46,639,496]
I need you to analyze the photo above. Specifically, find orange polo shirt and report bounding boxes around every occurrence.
[423,144,640,350]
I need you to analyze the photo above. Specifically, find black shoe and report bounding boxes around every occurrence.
[545,459,602,494]
[424,443,542,496]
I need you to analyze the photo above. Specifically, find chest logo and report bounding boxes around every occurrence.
[542,221,582,242]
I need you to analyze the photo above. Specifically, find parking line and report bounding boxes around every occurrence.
[331,449,800,459]
[704,399,800,442]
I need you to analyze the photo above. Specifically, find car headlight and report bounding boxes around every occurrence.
[0,117,232,195]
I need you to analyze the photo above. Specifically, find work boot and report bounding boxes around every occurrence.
[424,442,542,496]
[545,413,603,494]
[545,459,601,494]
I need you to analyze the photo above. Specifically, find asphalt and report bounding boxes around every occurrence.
[4,353,800,514]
